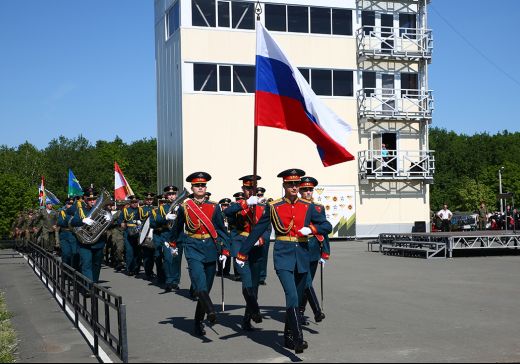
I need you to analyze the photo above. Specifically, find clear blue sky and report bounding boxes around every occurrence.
[0,0,519,149]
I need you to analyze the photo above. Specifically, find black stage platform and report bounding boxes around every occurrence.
[375,231,520,259]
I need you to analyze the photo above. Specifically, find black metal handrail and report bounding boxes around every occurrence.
[20,241,128,363]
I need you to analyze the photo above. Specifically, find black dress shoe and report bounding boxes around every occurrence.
[172,284,179,290]
[165,284,173,293]
[259,280,266,285]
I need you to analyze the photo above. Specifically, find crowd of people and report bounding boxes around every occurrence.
[9,169,332,354]
[434,202,520,232]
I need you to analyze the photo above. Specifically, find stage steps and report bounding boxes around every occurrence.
[378,238,447,259]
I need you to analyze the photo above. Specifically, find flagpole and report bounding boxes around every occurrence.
[253,1,262,196]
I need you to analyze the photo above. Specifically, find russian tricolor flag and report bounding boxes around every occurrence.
[255,22,355,167]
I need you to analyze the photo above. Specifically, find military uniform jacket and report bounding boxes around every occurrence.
[306,202,331,262]
[119,207,141,236]
[70,206,106,249]
[239,198,332,273]
[150,204,176,242]
[224,200,270,260]
[169,199,230,263]
[57,208,73,230]
[36,209,58,233]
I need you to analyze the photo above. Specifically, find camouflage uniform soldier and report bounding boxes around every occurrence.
[110,202,126,272]
[22,210,37,248]
[35,202,59,253]
[478,202,488,231]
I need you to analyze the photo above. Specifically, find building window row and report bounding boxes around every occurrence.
[194,63,256,93]
[299,68,353,97]
[191,0,353,35]
[192,63,354,97]
[361,11,418,36]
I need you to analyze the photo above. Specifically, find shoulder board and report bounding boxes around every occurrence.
[207,200,218,205]
[299,199,311,205]
[269,198,283,206]
[313,202,325,207]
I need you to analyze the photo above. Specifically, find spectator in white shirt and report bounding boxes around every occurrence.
[437,204,453,232]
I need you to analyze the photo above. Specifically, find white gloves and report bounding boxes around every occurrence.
[319,258,327,265]
[136,220,142,226]
[82,218,94,226]
[299,227,312,236]
[165,213,176,221]
[104,212,112,221]
[219,255,227,266]
[164,242,178,256]
[235,258,245,268]
[246,196,259,206]
[254,240,262,247]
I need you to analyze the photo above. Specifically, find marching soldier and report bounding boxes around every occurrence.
[299,177,329,325]
[235,169,332,353]
[140,192,157,281]
[119,195,142,276]
[153,186,183,292]
[22,209,37,247]
[256,187,272,285]
[35,201,59,253]
[217,198,232,277]
[113,202,127,271]
[12,212,25,251]
[224,175,269,331]
[169,172,231,336]
[70,190,107,283]
[149,191,174,288]
[57,198,79,268]
[231,192,246,281]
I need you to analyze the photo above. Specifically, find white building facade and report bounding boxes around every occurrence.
[154,0,434,237]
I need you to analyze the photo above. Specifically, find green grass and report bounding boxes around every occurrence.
[0,292,17,363]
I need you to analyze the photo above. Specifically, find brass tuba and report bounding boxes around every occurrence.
[74,189,114,245]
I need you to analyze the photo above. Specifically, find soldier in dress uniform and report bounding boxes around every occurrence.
[217,198,232,277]
[224,175,271,331]
[298,177,329,325]
[140,192,157,280]
[70,190,107,283]
[57,198,79,268]
[169,172,231,336]
[149,192,174,288]
[236,169,332,353]
[231,192,246,281]
[155,186,184,292]
[256,187,272,286]
[119,195,142,276]
[204,192,211,202]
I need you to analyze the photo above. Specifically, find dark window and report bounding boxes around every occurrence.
[265,4,286,31]
[233,65,255,93]
[298,68,310,83]
[399,13,417,36]
[219,65,231,91]
[332,9,352,36]
[232,2,255,30]
[194,64,218,91]
[167,1,180,38]
[310,7,331,34]
[288,6,309,33]
[363,71,376,96]
[381,14,394,52]
[218,1,230,27]
[362,11,375,35]
[333,70,353,96]
[192,0,216,27]
[401,73,419,97]
[311,69,332,96]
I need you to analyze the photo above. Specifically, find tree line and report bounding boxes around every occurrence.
[0,136,156,237]
[1,128,520,236]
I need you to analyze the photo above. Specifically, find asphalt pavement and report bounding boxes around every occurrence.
[3,241,520,362]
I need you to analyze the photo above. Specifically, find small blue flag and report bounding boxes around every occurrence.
[68,169,83,198]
